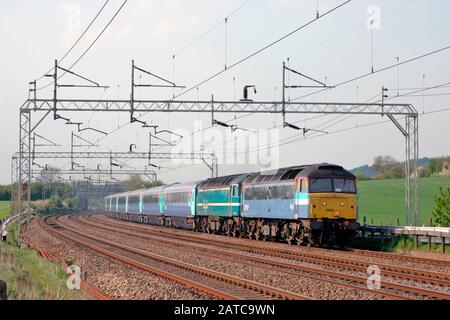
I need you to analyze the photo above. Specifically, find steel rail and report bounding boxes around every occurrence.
[44,215,309,300]
[76,214,410,300]
[99,214,450,286]
[42,215,238,300]
[349,248,450,268]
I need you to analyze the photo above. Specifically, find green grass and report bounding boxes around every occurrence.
[0,222,88,300]
[358,176,450,226]
[0,201,10,219]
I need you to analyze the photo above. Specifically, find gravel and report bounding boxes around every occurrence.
[62,215,394,300]
[92,214,449,295]
[26,217,215,300]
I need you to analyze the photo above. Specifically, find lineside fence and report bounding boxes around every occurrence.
[361,224,450,253]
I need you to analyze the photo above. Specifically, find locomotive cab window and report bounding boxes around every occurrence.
[334,179,356,193]
[310,178,333,193]
[309,178,356,194]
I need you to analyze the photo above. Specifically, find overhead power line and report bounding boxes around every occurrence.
[150,0,253,72]
[209,107,450,156]
[157,0,421,149]
[172,0,352,101]
[157,106,450,175]
[291,44,450,101]
[37,0,129,91]
[82,0,254,148]
[156,0,421,152]
[89,0,352,147]
[197,80,448,155]
[36,0,111,82]
[285,81,450,144]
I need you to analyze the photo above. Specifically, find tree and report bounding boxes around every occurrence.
[418,166,430,178]
[125,175,145,191]
[48,195,64,209]
[64,197,78,208]
[0,185,11,201]
[384,164,404,179]
[429,156,450,176]
[143,180,165,188]
[372,155,398,177]
[432,187,450,227]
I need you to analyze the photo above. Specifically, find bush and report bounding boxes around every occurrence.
[47,196,63,209]
[355,173,371,181]
[382,164,404,179]
[432,187,450,227]
[64,197,78,208]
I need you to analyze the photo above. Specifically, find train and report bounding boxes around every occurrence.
[104,164,360,246]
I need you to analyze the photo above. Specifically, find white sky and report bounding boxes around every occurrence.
[0,0,449,184]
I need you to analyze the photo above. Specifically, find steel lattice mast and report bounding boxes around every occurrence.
[13,59,419,226]
[15,96,419,225]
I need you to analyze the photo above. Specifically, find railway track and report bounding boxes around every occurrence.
[349,248,450,268]
[21,218,110,300]
[41,215,310,300]
[92,214,450,287]
[76,213,450,300]
[72,214,407,300]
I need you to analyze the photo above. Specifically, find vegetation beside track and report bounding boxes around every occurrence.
[0,221,87,300]
[358,176,449,226]
[0,201,10,219]
[352,236,449,255]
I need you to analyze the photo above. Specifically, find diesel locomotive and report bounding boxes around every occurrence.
[105,164,360,246]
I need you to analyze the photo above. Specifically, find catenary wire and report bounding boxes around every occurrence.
[290,44,450,101]
[36,0,111,82]
[37,0,129,91]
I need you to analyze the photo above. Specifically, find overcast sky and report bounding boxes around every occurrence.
[0,0,449,184]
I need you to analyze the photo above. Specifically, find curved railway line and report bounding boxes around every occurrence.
[20,219,110,300]
[34,213,450,300]
[40,215,310,300]
[95,214,450,285]
[84,214,450,300]
[70,214,404,300]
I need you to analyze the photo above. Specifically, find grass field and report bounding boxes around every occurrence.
[358,176,449,226]
[0,201,10,219]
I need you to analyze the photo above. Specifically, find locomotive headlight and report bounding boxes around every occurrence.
[322,202,327,206]
[340,202,345,207]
